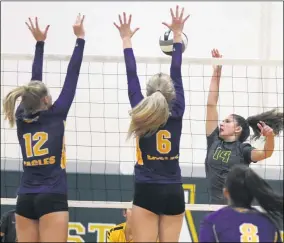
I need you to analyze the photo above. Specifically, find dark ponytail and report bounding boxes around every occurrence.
[226,165,283,229]
[244,168,283,229]
[232,109,283,142]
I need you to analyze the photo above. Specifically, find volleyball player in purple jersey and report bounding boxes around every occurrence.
[3,14,85,242]
[205,49,283,205]
[114,6,189,242]
[199,164,283,242]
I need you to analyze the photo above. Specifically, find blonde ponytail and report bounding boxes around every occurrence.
[127,91,170,139]
[3,86,26,127]
[3,81,49,128]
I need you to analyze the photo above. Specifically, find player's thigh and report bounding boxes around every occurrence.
[35,193,69,242]
[39,211,69,242]
[132,205,159,242]
[159,183,185,242]
[15,194,40,242]
[15,214,40,242]
[132,183,162,242]
[159,213,184,242]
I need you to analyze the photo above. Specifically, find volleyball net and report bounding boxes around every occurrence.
[1,54,283,242]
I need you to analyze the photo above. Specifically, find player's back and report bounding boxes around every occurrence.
[16,107,67,194]
[200,206,280,242]
[135,116,182,184]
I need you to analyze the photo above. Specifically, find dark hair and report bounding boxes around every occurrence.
[225,164,283,229]
[232,109,283,142]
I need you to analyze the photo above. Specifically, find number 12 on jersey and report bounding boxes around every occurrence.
[23,132,49,158]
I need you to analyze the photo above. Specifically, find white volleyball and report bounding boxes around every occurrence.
[159,29,188,56]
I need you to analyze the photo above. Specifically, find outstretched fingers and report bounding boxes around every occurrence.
[179,7,184,20]
[119,14,123,25]
[80,15,85,25]
[114,12,139,39]
[162,22,170,29]
[44,25,50,35]
[170,8,175,19]
[123,12,127,25]
[211,49,223,58]
[132,27,140,36]
[113,22,120,30]
[182,14,190,24]
[127,14,132,25]
[28,17,35,30]
[175,5,179,19]
[35,17,39,30]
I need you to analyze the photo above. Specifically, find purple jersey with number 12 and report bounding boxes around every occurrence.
[16,39,85,195]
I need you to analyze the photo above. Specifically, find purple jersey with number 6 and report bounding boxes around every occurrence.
[124,43,185,184]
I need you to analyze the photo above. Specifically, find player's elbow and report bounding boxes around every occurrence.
[251,149,273,162]
[265,150,273,159]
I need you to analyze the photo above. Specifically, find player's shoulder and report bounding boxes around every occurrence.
[206,127,220,142]
[238,141,253,149]
[252,209,279,225]
[204,206,232,223]
[109,222,125,233]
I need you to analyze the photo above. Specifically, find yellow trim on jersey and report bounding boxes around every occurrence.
[107,222,159,242]
[23,116,39,123]
[107,222,132,242]
[60,120,67,169]
[136,137,143,165]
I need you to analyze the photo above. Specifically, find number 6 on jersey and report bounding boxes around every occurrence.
[156,130,171,154]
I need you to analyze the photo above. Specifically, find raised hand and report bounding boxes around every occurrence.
[257,121,275,137]
[162,5,190,35]
[73,13,85,39]
[114,12,139,39]
[25,17,50,42]
[211,49,223,71]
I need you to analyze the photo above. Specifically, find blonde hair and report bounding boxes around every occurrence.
[3,81,48,127]
[127,73,175,139]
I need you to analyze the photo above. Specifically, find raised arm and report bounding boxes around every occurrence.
[206,49,222,136]
[15,17,50,116]
[250,122,275,162]
[114,13,143,108]
[25,17,50,81]
[31,41,44,81]
[170,40,184,118]
[162,6,190,118]
[53,14,85,117]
